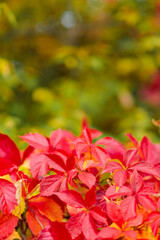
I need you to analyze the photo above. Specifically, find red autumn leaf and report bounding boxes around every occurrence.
[37,227,53,240]
[147,212,160,236]
[38,222,72,240]
[26,207,50,236]
[0,134,21,175]
[89,206,108,225]
[66,212,85,239]
[106,201,122,223]
[40,175,65,196]
[55,190,85,208]
[27,196,63,236]
[30,153,50,180]
[28,196,63,222]
[123,230,137,240]
[0,212,18,239]
[20,133,50,151]
[0,179,17,214]
[140,136,160,166]
[130,170,144,193]
[120,196,137,221]
[98,226,121,239]
[105,185,132,200]
[82,213,97,240]
[78,172,96,189]
[113,170,128,187]
[82,118,102,139]
[84,186,96,208]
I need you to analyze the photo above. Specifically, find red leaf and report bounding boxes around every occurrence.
[113,170,128,186]
[0,179,17,214]
[130,170,143,193]
[78,172,96,189]
[49,222,72,240]
[98,226,120,239]
[120,196,137,221]
[0,134,21,174]
[96,137,124,151]
[123,149,138,167]
[140,136,159,166]
[20,133,49,151]
[55,190,85,208]
[67,212,85,239]
[0,212,18,239]
[84,186,96,208]
[105,185,132,200]
[126,133,139,148]
[81,128,92,145]
[102,161,123,173]
[90,206,108,225]
[28,196,63,222]
[26,207,50,236]
[137,194,157,211]
[30,153,49,180]
[82,213,97,240]
[38,227,53,240]
[91,146,107,166]
[45,154,66,173]
[40,175,64,196]
[124,230,137,240]
[151,217,160,236]
[132,162,160,178]
[50,129,63,148]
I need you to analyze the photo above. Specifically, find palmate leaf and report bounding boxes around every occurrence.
[0,179,17,214]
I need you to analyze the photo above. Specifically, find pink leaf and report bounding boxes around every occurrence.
[113,170,128,186]
[98,226,120,239]
[78,172,96,189]
[55,190,85,208]
[0,179,17,214]
[0,133,21,166]
[30,154,49,180]
[84,186,96,208]
[120,196,136,221]
[137,194,157,211]
[130,170,143,193]
[124,230,137,240]
[40,175,64,196]
[20,133,49,151]
[67,212,85,239]
[82,213,97,240]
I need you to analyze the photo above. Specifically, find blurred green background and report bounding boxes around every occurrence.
[0,0,160,143]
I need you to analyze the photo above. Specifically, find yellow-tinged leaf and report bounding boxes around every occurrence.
[5,230,21,240]
[109,222,122,231]
[12,197,25,218]
[12,180,25,218]
[27,184,40,199]
[136,225,156,239]
[0,174,12,182]
[115,186,120,192]
[29,196,63,222]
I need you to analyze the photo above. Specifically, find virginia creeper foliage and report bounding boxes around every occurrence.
[0,124,160,239]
